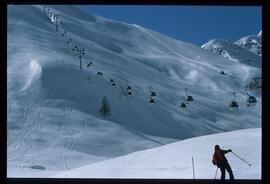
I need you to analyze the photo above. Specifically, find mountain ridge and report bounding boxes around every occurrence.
[201,32,261,67]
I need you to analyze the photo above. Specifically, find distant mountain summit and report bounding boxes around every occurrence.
[234,31,262,56]
[258,30,262,37]
[201,32,261,68]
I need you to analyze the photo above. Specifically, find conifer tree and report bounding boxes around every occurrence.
[99,96,111,117]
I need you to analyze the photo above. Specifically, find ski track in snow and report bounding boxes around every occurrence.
[53,128,261,179]
[8,89,44,168]
[57,107,88,171]
[53,109,67,171]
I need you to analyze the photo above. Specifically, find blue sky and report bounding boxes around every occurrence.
[82,5,261,46]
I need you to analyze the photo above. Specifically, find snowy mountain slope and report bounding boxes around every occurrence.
[54,128,261,179]
[201,39,261,67]
[8,5,261,177]
[234,31,262,56]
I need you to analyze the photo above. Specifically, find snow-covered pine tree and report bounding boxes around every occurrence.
[99,96,111,117]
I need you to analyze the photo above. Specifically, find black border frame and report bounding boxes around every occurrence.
[1,0,269,184]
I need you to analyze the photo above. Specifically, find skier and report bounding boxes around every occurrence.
[212,145,234,183]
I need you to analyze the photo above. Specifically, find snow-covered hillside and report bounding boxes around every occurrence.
[7,5,261,177]
[201,38,261,67]
[234,31,262,56]
[54,128,261,179]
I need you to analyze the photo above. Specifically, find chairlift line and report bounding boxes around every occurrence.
[44,6,261,114]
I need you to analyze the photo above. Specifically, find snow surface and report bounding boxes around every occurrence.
[234,31,262,56]
[201,39,261,67]
[54,128,261,179]
[8,5,261,177]
[202,31,262,65]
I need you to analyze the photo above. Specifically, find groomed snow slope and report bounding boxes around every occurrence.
[8,5,261,177]
[54,128,261,179]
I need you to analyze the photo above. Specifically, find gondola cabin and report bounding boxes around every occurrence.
[184,88,193,102]
[151,92,156,98]
[248,82,257,90]
[186,95,193,102]
[127,86,132,96]
[246,96,257,107]
[229,101,238,112]
[87,62,93,68]
[110,79,116,87]
[97,72,103,78]
[180,103,186,110]
[247,78,262,90]
[127,91,132,96]
[149,98,155,105]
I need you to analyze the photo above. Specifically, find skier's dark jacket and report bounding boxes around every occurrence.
[212,149,230,167]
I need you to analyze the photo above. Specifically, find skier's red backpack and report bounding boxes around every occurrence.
[212,152,218,165]
[212,151,224,165]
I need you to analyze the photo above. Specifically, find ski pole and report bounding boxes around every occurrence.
[231,151,252,166]
[214,166,218,179]
[192,157,195,180]
[213,166,218,184]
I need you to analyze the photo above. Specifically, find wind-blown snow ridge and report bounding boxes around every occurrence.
[21,59,42,90]
[234,31,262,56]
[7,5,261,177]
[201,38,261,68]
[54,128,261,179]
